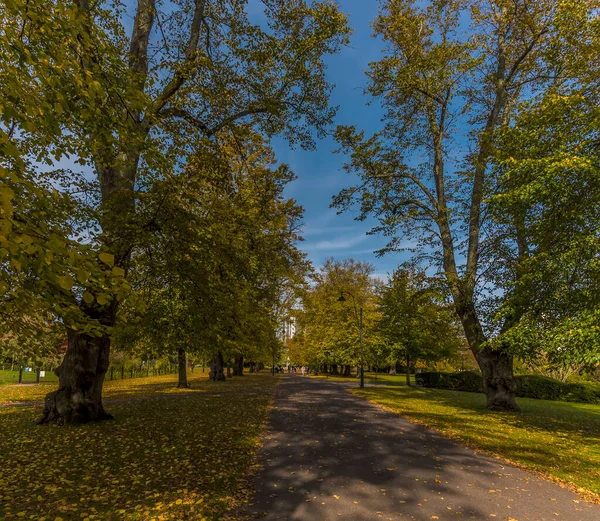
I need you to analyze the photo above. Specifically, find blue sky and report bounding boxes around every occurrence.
[271,0,409,280]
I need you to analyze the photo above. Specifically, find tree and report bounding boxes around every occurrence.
[378,269,464,385]
[2,0,349,423]
[488,48,600,378]
[333,0,590,410]
[121,130,309,386]
[293,259,382,374]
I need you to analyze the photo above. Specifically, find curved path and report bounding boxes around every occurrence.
[248,375,599,521]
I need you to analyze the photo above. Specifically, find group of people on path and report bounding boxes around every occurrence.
[288,365,309,376]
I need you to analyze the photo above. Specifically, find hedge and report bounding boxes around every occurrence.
[415,371,600,404]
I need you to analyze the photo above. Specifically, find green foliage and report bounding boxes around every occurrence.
[378,269,465,367]
[485,5,600,372]
[2,0,350,404]
[289,258,382,367]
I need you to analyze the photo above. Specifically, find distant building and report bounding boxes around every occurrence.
[279,317,296,342]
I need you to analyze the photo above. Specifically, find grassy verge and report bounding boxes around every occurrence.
[0,373,277,520]
[353,385,600,500]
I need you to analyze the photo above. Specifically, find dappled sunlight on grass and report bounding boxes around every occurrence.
[0,373,277,520]
[354,386,600,498]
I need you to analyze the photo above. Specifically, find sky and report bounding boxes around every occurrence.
[269,0,410,280]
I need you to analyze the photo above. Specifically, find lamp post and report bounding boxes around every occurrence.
[338,292,364,389]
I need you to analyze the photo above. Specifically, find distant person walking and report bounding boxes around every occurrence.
[301,366,306,376]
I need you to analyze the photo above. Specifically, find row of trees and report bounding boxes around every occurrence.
[287,259,466,379]
[333,0,600,410]
[1,0,350,424]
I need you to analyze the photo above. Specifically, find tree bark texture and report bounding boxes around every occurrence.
[177,348,189,388]
[37,328,112,425]
[476,347,519,411]
[209,352,226,381]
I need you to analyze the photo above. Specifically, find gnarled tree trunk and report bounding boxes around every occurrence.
[177,348,189,388]
[456,299,520,412]
[209,352,226,381]
[37,328,113,425]
[476,347,519,411]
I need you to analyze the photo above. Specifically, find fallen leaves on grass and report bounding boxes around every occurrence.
[0,374,276,520]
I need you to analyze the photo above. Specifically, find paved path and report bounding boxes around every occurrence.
[249,376,600,521]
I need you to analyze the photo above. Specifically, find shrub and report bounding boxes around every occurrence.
[415,372,443,387]
[416,371,482,392]
[417,371,600,404]
[445,371,483,393]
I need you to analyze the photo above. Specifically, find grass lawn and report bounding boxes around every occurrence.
[0,371,217,405]
[0,372,277,521]
[0,369,59,386]
[310,372,416,385]
[353,385,600,501]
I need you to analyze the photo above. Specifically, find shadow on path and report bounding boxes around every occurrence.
[248,376,600,521]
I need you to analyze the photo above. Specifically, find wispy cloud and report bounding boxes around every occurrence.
[303,234,367,252]
[301,225,359,238]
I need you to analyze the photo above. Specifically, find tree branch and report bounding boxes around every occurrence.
[152,0,207,113]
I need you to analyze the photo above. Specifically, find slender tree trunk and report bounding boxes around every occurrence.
[37,328,113,425]
[18,366,22,384]
[226,362,232,378]
[405,352,411,387]
[209,352,226,381]
[343,365,351,377]
[249,362,255,373]
[36,367,40,384]
[177,348,189,388]
[331,364,339,375]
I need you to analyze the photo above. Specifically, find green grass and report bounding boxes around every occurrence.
[353,385,600,500]
[311,372,416,385]
[0,372,278,521]
[0,369,59,386]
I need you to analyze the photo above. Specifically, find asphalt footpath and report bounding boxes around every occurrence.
[247,375,600,521]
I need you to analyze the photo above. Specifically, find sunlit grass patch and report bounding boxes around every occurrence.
[0,373,277,520]
[353,385,600,500]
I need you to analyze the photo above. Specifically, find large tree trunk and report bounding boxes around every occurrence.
[209,352,226,381]
[476,347,519,411]
[343,364,351,377]
[331,364,339,375]
[37,328,113,425]
[456,299,520,411]
[233,356,244,376]
[177,348,189,388]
